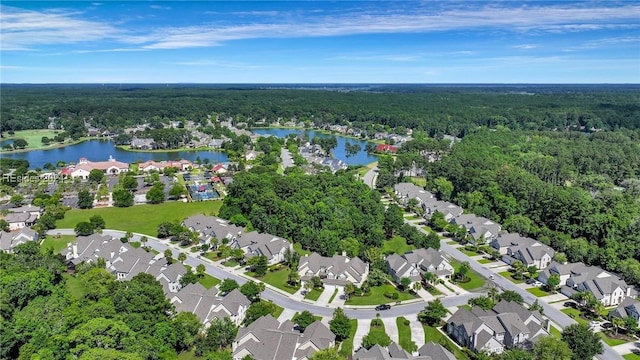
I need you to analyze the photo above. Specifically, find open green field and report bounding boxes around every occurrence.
[382,236,415,255]
[397,317,417,352]
[293,242,311,256]
[41,235,76,253]
[63,274,87,300]
[527,287,552,297]
[56,201,222,236]
[305,288,323,301]
[338,319,358,357]
[423,325,469,360]
[408,177,427,187]
[624,353,640,360]
[449,259,486,291]
[346,284,416,305]
[1,129,61,150]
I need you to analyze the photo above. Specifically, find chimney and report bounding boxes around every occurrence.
[342,251,347,257]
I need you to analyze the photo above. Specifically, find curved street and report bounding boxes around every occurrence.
[48,228,476,319]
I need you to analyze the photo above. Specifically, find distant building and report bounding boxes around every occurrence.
[131,138,156,150]
[60,156,129,179]
[375,144,398,153]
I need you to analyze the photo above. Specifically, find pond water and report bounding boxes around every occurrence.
[0,140,229,169]
[251,128,378,165]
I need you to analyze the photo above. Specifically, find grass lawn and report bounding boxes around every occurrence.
[624,353,640,360]
[408,177,427,187]
[550,325,562,338]
[177,350,197,360]
[293,242,311,256]
[56,201,222,236]
[458,305,472,311]
[222,260,238,267]
[461,249,480,257]
[422,225,433,232]
[356,161,378,178]
[598,331,632,346]
[305,288,323,301]
[270,301,284,319]
[397,317,417,353]
[449,259,485,291]
[250,267,300,294]
[446,240,458,245]
[382,236,415,255]
[498,271,526,284]
[346,284,416,305]
[204,251,222,261]
[328,288,339,303]
[63,274,86,300]
[41,235,76,253]
[1,129,61,150]
[199,274,221,289]
[423,325,469,360]
[367,319,387,340]
[478,258,492,264]
[527,287,552,297]
[339,319,358,357]
[426,286,443,296]
[561,308,589,325]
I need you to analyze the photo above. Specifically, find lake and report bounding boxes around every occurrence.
[251,128,378,165]
[0,140,229,169]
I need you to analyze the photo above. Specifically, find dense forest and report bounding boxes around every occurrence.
[2,85,639,135]
[420,129,640,285]
[0,242,250,360]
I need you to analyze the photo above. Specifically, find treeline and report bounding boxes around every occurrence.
[423,129,640,284]
[219,168,387,256]
[2,86,639,134]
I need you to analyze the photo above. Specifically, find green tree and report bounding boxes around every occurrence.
[294,311,317,331]
[545,274,560,292]
[309,348,343,360]
[287,269,300,286]
[172,311,202,351]
[169,183,186,199]
[383,204,404,237]
[562,323,603,360]
[468,296,495,311]
[13,138,28,149]
[0,219,9,232]
[195,317,237,355]
[179,269,198,287]
[433,177,454,201]
[121,176,138,192]
[219,278,240,294]
[178,252,187,263]
[74,221,95,236]
[329,307,351,341]
[88,169,106,183]
[612,317,625,336]
[454,261,470,281]
[418,299,448,326]
[67,317,136,358]
[145,184,165,204]
[89,215,105,230]
[529,299,544,315]
[498,290,524,304]
[243,301,279,325]
[253,255,268,277]
[164,249,173,264]
[240,281,265,303]
[112,189,134,207]
[77,190,94,209]
[219,245,232,263]
[196,264,206,278]
[527,265,538,280]
[399,277,412,291]
[362,329,391,349]
[10,194,24,206]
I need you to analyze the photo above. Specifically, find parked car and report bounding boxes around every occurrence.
[375,304,391,311]
[526,279,535,284]
[564,301,577,308]
[601,322,613,329]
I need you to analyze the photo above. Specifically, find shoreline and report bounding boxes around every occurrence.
[249,125,384,143]
[116,145,226,154]
[0,137,93,154]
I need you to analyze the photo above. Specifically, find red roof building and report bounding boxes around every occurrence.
[375,144,398,153]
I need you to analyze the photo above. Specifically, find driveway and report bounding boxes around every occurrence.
[381,317,399,344]
[406,314,425,349]
[353,319,371,353]
[316,286,336,306]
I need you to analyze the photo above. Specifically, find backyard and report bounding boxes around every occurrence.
[41,235,76,253]
[56,200,222,236]
[345,284,416,306]
[199,274,221,289]
[382,236,415,255]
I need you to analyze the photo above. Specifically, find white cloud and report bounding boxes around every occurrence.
[513,44,537,49]
[150,5,171,10]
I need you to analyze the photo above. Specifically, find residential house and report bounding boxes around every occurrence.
[425,200,464,221]
[375,144,398,153]
[297,252,369,289]
[451,214,501,244]
[4,205,42,230]
[232,315,335,360]
[353,341,455,360]
[131,138,156,150]
[394,183,435,207]
[386,248,454,287]
[182,214,244,247]
[446,300,549,354]
[245,150,263,161]
[171,284,251,326]
[502,235,555,269]
[60,156,129,179]
[490,233,525,255]
[62,233,114,268]
[609,298,640,323]
[538,262,631,306]
[232,231,292,265]
[138,159,192,172]
[209,139,225,149]
[0,227,38,252]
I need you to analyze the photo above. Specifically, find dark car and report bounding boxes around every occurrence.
[564,301,577,308]
[375,304,391,311]
[601,322,613,329]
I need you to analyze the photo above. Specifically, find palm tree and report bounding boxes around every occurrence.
[487,287,499,303]
[527,265,538,280]
[422,271,436,287]
[612,317,625,336]
[512,260,526,280]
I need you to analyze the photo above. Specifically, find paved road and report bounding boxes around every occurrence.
[49,228,475,319]
[281,148,294,169]
[362,165,378,188]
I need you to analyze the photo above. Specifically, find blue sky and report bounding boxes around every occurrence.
[1,1,639,83]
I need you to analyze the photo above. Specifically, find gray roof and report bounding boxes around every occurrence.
[386,248,450,282]
[394,183,435,204]
[506,237,555,265]
[353,341,427,360]
[6,205,42,214]
[298,252,368,285]
[417,342,456,360]
[453,214,501,240]
[236,231,291,261]
[182,214,244,243]
[609,298,640,319]
[4,212,30,223]
[0,227,37,251]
